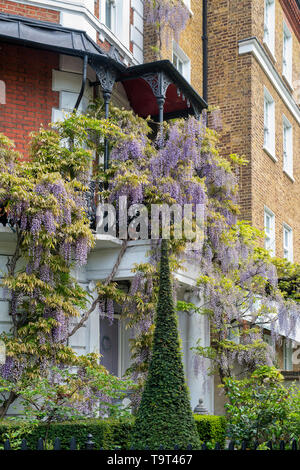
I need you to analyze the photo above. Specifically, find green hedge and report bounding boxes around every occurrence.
[289,412,300,439]
[194,415,227,448]
[0,415,226,449]
[0,418,134,450]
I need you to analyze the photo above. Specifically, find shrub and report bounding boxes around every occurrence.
[0,415,227,449]
[194,415,227,448]
[0,418,134,450]
[223,366,298,444]
[130,240,201,449]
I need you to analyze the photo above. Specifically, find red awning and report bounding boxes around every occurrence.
[121,78,194,119]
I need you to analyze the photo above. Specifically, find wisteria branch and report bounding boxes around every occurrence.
[67,239,128,339]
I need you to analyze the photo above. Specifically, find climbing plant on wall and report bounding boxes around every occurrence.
[143,0,190,57]
[0,120,131,418]
[0,101,299,417]
[85,102,300,399]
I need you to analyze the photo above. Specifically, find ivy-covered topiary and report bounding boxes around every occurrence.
[130,239,201,450]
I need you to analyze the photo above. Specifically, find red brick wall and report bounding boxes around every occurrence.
[0,43,59,156]
[94,0,100,19]
[0,0,59,23]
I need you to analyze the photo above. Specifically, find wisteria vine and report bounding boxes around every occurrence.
[0,101,299,418]
[92,103,300,396]
[0,120,130,418]
[144,0,190,54]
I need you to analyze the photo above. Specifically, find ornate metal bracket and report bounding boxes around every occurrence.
[89,58,117,94]
[95,66,117,94]
[142,72,172,124]
[142,72,172,100]
[191,103,202,121]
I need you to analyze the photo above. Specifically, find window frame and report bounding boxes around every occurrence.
[283,22,293,85]
[264,88,276,159]
[283,338,293,371]
[264,0,275,56]
[0,80,5,105]
[227,321,240,345]
[264,333,275,353]
[283,223,293,262]
[183,0,191,8]
[172,41,191,82]
[282,115,293,179]
[104,0,116,32]
[264,207,276,255]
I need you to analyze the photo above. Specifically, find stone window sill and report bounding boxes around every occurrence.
[282,74,294,93]
[263,41,277,64]
[263,146,277,162]
[283,169,294,182]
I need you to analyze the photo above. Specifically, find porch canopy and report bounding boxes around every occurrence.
[0,12,207,121]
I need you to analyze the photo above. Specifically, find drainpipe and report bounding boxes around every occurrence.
[74,54,88,111]
[202,0,208,103]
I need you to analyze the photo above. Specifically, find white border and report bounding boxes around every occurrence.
[239,37,300,124]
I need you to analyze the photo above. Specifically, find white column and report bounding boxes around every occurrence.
[185,293,214,414]
[87,281,100,355]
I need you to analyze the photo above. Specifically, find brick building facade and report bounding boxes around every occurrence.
[144,0,300,264]
[143,0,300,393]
[0,43,59,155]
[207,0,300,263]
[0,0,59,23]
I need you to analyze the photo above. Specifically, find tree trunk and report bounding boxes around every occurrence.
[0,391,18,419]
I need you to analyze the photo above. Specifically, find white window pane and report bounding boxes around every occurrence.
[283,225,292,262]
[172,43,191,81]
[283,24,292,83]
[105,0,116,31]
[264,0,275,53]
[283,118,293,176]
[284,339,293,371]
[264,89,275,155]
[264,209,275,255]
[173,53,178,69]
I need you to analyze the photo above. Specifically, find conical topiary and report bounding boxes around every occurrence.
[130,239,201,450]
